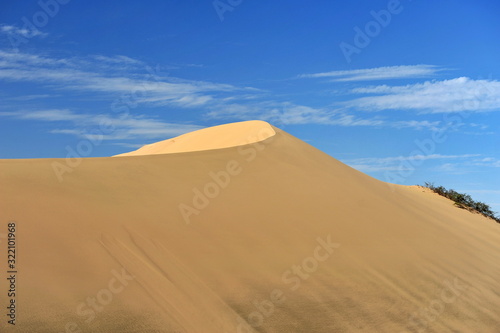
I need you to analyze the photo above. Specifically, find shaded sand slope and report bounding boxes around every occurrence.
[0,121,499,332]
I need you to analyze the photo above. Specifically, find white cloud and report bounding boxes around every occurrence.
[207,102,441,130]
[92,55,144,65]
[1,52,482,132]
[206,102,387,127]
[343,154,480,172]
[3,94,53,101]
[15,109,85,121]
[0,24,47,38]
[471,157,500,168]
[463,190,500,195]
[0,50,241,109]
[348,77,500,113]
[299,65,442,81]
[1,109,203,141]
[347,153,480,164]
[392,120,440,130]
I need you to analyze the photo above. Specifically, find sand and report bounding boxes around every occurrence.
[115,120,276,156]
[0,120,499,332]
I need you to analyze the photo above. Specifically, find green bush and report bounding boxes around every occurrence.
[423,182,500,223]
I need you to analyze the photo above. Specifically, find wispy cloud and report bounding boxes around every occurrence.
[347,77,500,113]
[471,157,500,168]
[207,102,441,130]
[1,53,484,134]
[298,65,443,81]
[2,109,85,122]
[0,109,203,141]
[0,24,47,38]
[207,102,386,126]
[463,189,500,195]
[92,55,144,65]
[0,50,241,108]
[410,157,500,174]
[1,94,54,101]
[343,154,481,172]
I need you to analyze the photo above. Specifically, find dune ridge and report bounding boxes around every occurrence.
[0,121,499,332]
[115,120,276,156]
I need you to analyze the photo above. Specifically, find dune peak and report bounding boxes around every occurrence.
[115,120,276,156]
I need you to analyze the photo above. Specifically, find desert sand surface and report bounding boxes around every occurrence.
[0,120,499,333]
[115,120,276,156]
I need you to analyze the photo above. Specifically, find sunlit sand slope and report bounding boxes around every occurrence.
[115,120,275,156]
[0,121,499,332]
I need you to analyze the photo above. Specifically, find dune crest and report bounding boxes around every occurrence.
[115,120,276,156]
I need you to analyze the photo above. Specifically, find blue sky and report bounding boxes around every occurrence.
[1,0,499,212]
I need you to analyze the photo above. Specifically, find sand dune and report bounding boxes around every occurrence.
[0,121,499,332]
[115,120,276,156]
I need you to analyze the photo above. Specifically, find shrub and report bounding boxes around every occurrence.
[423,182,500,223]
